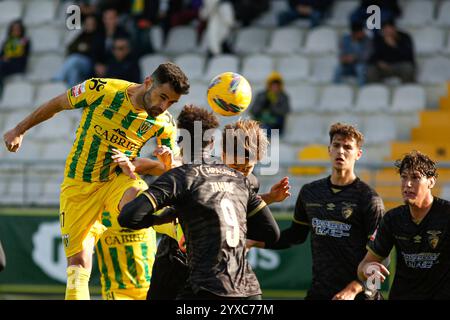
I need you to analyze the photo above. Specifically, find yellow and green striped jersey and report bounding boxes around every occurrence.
[95,227,157,294]
[65,78,179,182]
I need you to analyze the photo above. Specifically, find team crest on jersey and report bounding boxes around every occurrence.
[326,203,335,211]
[137,121,152,137]
[70,81,86,97]
[413,235,422,243]
[427,230,442,249]
[341,202,356,219]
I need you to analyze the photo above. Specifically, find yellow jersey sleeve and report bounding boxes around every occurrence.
[155,112,180,156]
[67,78,107,109]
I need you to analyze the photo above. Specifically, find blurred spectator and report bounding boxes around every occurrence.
[104,37,141,82]
[350,0,401,28]
[71,0,100,17]
[334,22,372,86]
[199,0,235,57]
[54,15,98,87]
[250,72,290,138]
[367,20,416,83]
[92,8,130,78]
[230,0,269,27]
[160,0,203,39]
[128,0,161,57]
[278,0,333,28]
[0,20,30,95]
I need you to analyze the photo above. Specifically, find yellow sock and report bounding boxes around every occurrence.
[65,265,91,300]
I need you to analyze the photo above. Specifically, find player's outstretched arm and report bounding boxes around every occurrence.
[260,177,291,204]
[247,206,280,248]
[118,193,157,229]
[3,93,71,152]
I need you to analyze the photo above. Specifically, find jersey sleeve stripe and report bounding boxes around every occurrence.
[142,191,158,210]
[293,218,309,226]
[247,201,267,218]
[366,245,387,260]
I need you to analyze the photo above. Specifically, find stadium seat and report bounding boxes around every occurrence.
[412,27,445,56]
[253,0,289,27]
[0,1,23,27]
[318,84,354,112]
[205,54,240,80]
[391,85,426,113]
[139,54,171,80]
[302,27,338,55]
[418,56,450,84]
[355,84,389,113]
[23,0,57,26]
[163,26,197,54]
[34,112,75,140]
[436,1,450,27]
[276,55,309,82]
[29,25,63,54]
[284,84,318,113]
[41,141,73,161]
[363,115,397,145]
[284,114,325,144]
[234,27,270,55]
[0,82,34,109]
[270,141,299,165]
[390,141,450,161]
[27,54,64,82]
[150,25,164,52]
[177,81,208,110]
[311,55,338,83]
[289,144,329,175]
[397,0,434,28]
[0,26,6,45]
[266,27,303,55]
[35,82,68,107]
[327,0,359,27]
[441,184,450,199]
[325,113,361,130]
[174,53,205,81]
[241,54,275,85]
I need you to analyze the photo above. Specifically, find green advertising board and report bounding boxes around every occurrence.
[0,209,312,298]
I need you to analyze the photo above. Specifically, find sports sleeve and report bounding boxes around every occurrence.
[66,78,106,109]
[366,212,395,260]
[266,189,310,249]
[155,112,180,157]
[362,191,385,239]
[118,169,182,229]
[247,204,280,247]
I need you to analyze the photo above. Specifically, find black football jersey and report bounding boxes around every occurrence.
[368,197,450,299]
[145,163,266,297]
[295,176,384,299]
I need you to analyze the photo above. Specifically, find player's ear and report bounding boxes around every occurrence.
[428,177,436,189]
[356,148,363,160]
[143,76,153,88]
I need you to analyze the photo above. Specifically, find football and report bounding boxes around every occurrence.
[206,72,252,117]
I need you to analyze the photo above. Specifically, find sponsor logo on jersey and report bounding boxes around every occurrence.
[427,230,442,249]
[71,81,86,97]
[413,235,422,243]
[89,78,107,91]
[311,218,351,238]
[94,124,139,151]
[326,203,335,211]
[401,252,440,269]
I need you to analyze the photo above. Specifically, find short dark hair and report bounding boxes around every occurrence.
[151,62,190,95]
[177,104,219,149]
[329,122,364,148]
[351,22,364,33]
[395,150,438,179]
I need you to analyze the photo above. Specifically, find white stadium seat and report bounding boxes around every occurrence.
[150,25,164,52]
[35,82,68,107]
[311,55,338,83]
[266,27,303,55]
[327,0,359,27]
[241,54,275,85]
[363,115,397,145]
[355,84,389,113]
[418,56,450,84]
[205,54,240,80]
[284,114,325,145]
[0,82,34,109]
[303,27,338,55]
[391,85,426,113]
[0,1,23,27]
[23,0,57,26]
[318,84,354,112]
[284,84,318,113]
[412,27,445,56]
[29,25,62,54]
[397,0,434,28]
[139,54,171,80]
[436,1,450,27]
[234,27,270,55]
[27,54,65,82]
[163,26,198,54]
[174,53,205,81]
[277,55,310,82]
[34,112,75,140]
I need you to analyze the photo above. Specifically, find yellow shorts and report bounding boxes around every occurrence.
[103,288,149,300]
[59,173,148,257]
